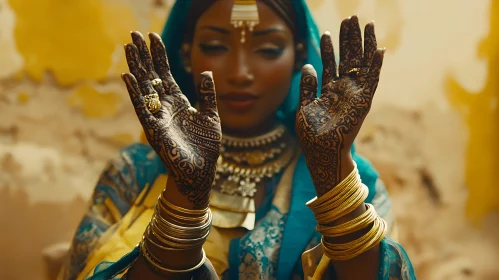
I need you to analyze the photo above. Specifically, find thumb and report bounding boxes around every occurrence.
[197,71,219,118]
[298,64,318,111]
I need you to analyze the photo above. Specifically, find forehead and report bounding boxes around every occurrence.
[196,0,290,30]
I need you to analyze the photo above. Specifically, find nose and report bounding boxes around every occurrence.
[227,50,254,87]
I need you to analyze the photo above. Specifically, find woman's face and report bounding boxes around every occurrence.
[190,0,296,136]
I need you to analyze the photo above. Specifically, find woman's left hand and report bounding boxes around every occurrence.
[296,16,385,196]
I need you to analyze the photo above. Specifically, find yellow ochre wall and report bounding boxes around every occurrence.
[0,0,497,279]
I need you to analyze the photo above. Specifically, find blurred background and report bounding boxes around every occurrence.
[0,0,498,279]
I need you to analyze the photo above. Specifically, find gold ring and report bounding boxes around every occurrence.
[347,68,360,75]
[144,92,161,114]
[151,78,162,87]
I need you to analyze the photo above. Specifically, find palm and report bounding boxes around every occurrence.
[122,31,221,205]
[152,93,221,185]
[296,16,384,194]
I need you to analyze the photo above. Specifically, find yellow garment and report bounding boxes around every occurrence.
[74,145,394,280]
[77,174,247,279]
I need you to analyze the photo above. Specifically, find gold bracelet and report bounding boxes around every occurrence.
[148,223,209,250]
[152,217,210,241]
[314,184,368,224]
[308,163,359,208]
[317,204,377,237]
[307,168,361,214]
[313,178,361,216]
[154,205,212,236]
[140,240,207,275]
[326,216,385,251]
[321,215,387,260]
[147,226,192,250]
[157,202,208,224]
[160,193,208,216]
[150,219,211,246]
[142,235,185,252]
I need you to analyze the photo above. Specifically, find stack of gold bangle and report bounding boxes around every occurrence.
[140,191,212,275]
[306,164,387,261]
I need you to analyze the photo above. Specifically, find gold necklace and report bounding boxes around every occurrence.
[221,124,286,148]
[214,124,296,198]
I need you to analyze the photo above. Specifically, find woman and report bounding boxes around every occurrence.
[58,0,415,279]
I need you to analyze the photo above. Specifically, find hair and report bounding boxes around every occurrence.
[183,0,301,43]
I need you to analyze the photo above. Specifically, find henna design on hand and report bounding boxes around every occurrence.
[296,16,385,196]
[122,32,221,208]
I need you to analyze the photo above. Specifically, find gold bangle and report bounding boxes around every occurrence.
[311,163,358,204]
[140,240,207,274]
[150,219,211,246]
[160,193,209,216]
[142,235,185,252]
[155,204,211,231]
[317,204,377,237]
[152,217,210,241]
[148,225,207,250]
[152,210,212,241]
[316,177,360,213]
[307,164,360,213]
[157,202,208,224]
[321,216,387,260]
[327,216,385,251]
[314,183,368,223]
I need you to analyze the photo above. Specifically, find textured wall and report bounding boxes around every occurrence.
[0,0,497,279]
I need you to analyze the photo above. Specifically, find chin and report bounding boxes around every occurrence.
[219,115,264,136]
[221,119,258,133]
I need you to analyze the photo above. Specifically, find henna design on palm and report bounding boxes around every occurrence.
[296,16,385,196]
[122,32,221,208]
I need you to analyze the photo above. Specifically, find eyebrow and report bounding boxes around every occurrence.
[201,26,230,34]
[253,28,286,36]
[200,26,285,36]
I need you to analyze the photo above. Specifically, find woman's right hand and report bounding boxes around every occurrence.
[122,31,221,208]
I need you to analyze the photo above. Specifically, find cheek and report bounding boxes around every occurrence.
[255,53,295,100]
[190,50,227,87]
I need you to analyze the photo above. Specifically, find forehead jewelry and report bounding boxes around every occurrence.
[231,0,259,43]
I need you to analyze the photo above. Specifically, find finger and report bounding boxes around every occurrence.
[298,64,318,111]
[125,43,149,83]
[338,17,350,75]
[363,22,377,67]
[121,73,156,125]
[197,71,219,118]
[131,31,155,76]
[320,31,337,85]
[348,15,363,68]
[365,48,385,96]
[149,33,176,88]
[125,44,160,105]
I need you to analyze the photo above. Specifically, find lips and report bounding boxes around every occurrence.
[219,92,259,112]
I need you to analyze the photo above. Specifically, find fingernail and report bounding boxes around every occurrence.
[123,44,127,50]
[324,31,331,36]
[371,20,375,24]
[303,64,314,70]
[382,48,387,54]
[120,73,125,81]
[201,71,213,79]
